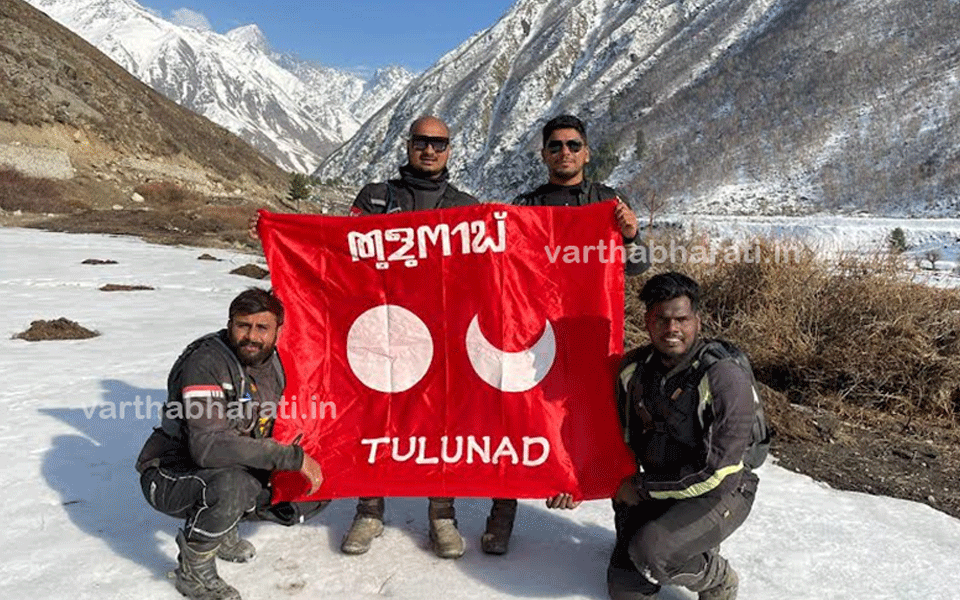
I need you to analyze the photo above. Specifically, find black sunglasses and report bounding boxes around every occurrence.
[410,135,449,152]
[546,139,584,154]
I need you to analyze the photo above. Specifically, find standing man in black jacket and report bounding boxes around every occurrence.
[348,115,477,215]
[136,287,325,600]
[485,115,648,556]
[512,114,647,277]
[340,115,478,560]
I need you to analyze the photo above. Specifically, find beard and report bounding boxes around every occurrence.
[232,338,274,366]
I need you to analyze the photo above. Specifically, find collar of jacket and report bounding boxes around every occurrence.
[398,164,449,190]
[652,336,707,380]
[536,180,589,195]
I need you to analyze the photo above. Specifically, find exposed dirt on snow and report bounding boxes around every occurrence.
[98,284,154,291]
[14,317,99,341]
[761,384,960,520]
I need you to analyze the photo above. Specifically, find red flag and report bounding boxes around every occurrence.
[259,202,635,502]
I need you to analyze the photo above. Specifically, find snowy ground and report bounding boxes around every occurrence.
[673,214,960,287]
[2,225,960,600]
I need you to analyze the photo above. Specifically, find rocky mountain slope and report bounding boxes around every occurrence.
[0,0,289,192]
[315,0,960,216]
[0,0,360,248]
[25,0,415,172]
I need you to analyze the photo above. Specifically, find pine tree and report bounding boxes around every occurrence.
[888,227,907,254]
[287,173,312,212]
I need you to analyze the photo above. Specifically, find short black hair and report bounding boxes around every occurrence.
[542,114,588,147]
[639,272,700,312]
[229,287,285,325]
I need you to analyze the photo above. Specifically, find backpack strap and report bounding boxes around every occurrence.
[270,351,286,391]
[580,181,600,206]
[617,346,655,444]
[385,181,399,214]
[161,332,247,438]
[690,340,770,469]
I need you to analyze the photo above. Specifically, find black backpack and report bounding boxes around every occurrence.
[690,340,771,470]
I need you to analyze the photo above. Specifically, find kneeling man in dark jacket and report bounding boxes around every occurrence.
[549,272,762,600]
[136,287,325,600]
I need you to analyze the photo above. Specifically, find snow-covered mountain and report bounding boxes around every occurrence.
[25,0,415,173]
[315,0,960,216]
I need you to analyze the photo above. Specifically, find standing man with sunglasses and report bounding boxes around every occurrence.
[342,115,478,559]
[513,114,644,277]
[481,115,648,557]
[349,115,477,215]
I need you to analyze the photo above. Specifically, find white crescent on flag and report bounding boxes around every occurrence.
[465,314,556,392]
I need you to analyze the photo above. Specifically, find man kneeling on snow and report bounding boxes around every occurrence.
[549,272,765,600]
[136,287,325,600]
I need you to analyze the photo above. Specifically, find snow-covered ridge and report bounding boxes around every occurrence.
[315,0,960,217]
[25,0,960,216]
[25,0,415,172]
[314,0,798,198]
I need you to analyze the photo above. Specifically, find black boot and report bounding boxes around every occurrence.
[175,530,242,600]
[216,526,256,563]
[481,498,517,555]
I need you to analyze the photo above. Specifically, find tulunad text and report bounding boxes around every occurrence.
[360,435,550,466]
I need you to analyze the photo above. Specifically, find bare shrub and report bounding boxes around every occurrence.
[133,181,202,206]
[924,248,942,269]
[639,189,667,231]
[0,167,70,213]
[627,234,960,422]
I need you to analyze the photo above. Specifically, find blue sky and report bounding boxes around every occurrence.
[141,0,516,73]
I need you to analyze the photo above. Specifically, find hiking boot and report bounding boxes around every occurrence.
[216,526,256,563]
[174,530,241,600]
[340,516,384,555]
[699,565,739,600]
[481,499,517,555]
[607,565,659,600]
[429,518,465,559]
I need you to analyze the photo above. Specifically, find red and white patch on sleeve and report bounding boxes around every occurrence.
[182,385,224,400]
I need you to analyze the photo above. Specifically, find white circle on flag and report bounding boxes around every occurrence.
[346,304,434,393]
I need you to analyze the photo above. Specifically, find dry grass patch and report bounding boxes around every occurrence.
[629,233,960,423]
[0,167,76,213]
